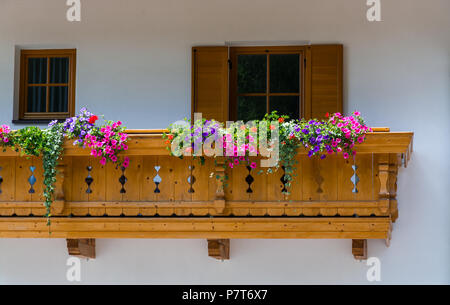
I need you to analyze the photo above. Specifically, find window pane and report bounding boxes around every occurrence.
[50,57,69,84]
[49,86,68,112]
[237,55,267,93]
[27,86,47,112]
[237,96,267,121]
[269,96,299,120]
[28,58,47,84]
[270,54,300,93]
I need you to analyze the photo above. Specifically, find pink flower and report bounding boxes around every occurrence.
[228,163,234,168]
[343,152,349,159]
[357,136,364,144]
[353,111,361,116]
[90,149,98,157]
[234,159,239,165]
[100,157,107,165]
[250,162,257,169]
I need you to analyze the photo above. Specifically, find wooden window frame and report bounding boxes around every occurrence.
[19,49,76,120]
[229,46,306,121]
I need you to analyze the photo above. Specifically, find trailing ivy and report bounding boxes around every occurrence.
[42,124,65,222]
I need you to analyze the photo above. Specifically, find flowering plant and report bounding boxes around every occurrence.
[0,124,12,146]
[84,121,129,167]
[62,108,130,168]
[164,111,372,192]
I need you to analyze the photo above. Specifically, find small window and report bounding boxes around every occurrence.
[230,46,303,121]
[19,49,76,120]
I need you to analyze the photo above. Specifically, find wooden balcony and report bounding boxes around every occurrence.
[0,129,413,260]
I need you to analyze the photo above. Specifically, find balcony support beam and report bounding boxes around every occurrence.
[207,239,230,260]
[352,239,367,260]
[67,239,96,259]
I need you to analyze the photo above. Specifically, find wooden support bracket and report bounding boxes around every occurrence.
[352,239,367,260]
[67,239,96,259]
[207,239,230,260]
[213,158,227,214]
[52,163,66,215]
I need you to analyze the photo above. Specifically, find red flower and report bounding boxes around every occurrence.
[325,112,329,118]
[278,117,285,123]
[168,134,174,140]
[89,115,99,124]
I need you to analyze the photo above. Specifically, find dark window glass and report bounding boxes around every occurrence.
[50,57,69,84]
[49,86,68,112]
[237,55,267,93]
[27,87,47,112]
[237,96,267,121]
[270,54,300,93]
[28,58,47,84]
[269,96,299,120]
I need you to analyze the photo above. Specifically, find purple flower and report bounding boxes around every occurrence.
[320,155,326,160]
[302,129,309,134]
[48,120,58,127]
[308,150,314,157]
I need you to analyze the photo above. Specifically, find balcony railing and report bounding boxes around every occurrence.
[0,129,413,260]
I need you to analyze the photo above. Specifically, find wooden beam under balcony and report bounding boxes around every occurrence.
[352,239,368,260]
[0,217,391,239]
[208,239,230,260]
[67,239,96,259]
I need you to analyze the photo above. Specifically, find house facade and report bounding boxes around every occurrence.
[0,0,449,284]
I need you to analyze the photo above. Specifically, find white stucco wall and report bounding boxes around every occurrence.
[0,0,449,284]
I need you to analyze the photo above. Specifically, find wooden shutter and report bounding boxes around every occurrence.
[191,46,229,122]
[304,44,343,119]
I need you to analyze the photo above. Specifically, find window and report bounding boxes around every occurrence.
[230,46,304,121]
[192,44,342,122]
[19,49,76,120]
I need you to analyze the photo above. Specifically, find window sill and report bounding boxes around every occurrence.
[12,119,64,125]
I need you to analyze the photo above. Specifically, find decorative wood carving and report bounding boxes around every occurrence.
[52,163,66,215]
[214,158,226,214]
[352,239,367,260]
[67,239,96,259]
[388,155,399,222]
[207,239,230,260]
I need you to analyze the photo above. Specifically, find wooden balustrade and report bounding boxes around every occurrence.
[0,130,413,259]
